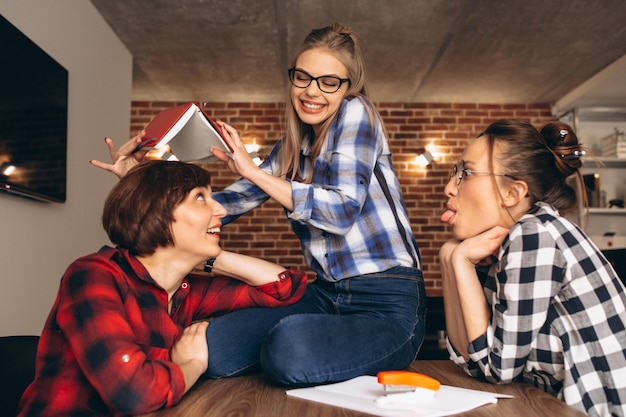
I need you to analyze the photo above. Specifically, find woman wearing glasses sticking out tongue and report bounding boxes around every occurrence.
[440,119,626,417]
[91,23,426,387]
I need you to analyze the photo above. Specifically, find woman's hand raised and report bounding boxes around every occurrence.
[90,131,149,179]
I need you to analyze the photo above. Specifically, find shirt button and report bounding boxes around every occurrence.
[122,354,130,363]
[181,282,189,289]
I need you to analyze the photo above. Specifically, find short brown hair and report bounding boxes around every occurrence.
[102,160,211,255]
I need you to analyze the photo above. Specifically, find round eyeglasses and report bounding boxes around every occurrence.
[449,162,516,186]
[288,68,351,93]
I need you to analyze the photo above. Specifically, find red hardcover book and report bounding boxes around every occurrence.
[138,102,233,163]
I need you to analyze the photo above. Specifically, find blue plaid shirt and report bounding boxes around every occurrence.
[448,202,626,417]
[213,97,420,281]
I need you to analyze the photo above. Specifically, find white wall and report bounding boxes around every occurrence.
[552,54,626,114]
[0,1,132,335]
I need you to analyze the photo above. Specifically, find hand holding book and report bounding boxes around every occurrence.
[136,102,233,163]
[90,103,239,179]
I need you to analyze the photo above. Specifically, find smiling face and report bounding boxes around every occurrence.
[170,186,226,262]
[290,48,349,135]
[441,136,515,240]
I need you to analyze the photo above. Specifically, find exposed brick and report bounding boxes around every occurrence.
[130,100,553,296]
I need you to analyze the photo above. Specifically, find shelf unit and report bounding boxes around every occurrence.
[558,107,626,250]
[577,156,626,249]
[581,156,626,206]
[592,157,626,167]
[589,208,626,214]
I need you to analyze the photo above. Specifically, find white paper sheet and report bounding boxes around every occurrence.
[286,376,513,417]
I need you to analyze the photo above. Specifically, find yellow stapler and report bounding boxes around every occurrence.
[375,370,441,408]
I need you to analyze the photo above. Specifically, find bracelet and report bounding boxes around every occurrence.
[204,257,217,273]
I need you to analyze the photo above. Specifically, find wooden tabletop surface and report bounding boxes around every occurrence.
[140,360,587,417]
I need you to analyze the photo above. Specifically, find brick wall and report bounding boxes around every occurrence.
[131,101,553,296]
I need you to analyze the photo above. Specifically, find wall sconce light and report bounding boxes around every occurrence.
[244,143,263,166]
[145,145,177,161]
[1,162,16,176]
[415,151,434,167]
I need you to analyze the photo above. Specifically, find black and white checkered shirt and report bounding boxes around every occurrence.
[449,202,626,417]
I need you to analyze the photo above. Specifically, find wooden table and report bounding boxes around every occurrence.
[140,360,587,417]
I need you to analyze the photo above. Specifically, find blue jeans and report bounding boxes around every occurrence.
[205,266,426,386]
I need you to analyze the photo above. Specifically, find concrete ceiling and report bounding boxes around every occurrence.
[90,0,626,113]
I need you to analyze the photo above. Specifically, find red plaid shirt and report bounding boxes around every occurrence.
[17,246,307,417]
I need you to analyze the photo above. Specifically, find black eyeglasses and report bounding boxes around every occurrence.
[449,162,516,186]
[287,68,350,93]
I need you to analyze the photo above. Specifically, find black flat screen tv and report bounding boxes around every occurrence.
[0,14,68,203]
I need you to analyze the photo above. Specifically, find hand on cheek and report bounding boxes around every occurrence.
[455,226,509,266]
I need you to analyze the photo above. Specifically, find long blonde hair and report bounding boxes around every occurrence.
[280,23,371,182]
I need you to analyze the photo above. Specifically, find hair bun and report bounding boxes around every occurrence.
[540,121,585,175]
[540,122,578,146]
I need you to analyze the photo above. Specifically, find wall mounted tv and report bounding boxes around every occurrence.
[0,14,68,203]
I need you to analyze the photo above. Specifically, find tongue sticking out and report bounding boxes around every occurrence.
[440,209,455,223]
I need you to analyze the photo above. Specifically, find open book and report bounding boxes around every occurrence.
[136,102,233,163]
